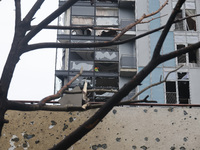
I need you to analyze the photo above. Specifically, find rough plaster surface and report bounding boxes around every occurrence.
[1,106,200,150]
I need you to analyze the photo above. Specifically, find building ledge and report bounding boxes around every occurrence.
[120,68,137,77]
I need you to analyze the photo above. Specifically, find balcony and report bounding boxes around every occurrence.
[120,55,137,77]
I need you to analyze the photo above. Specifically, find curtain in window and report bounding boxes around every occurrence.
[185,9,196,31]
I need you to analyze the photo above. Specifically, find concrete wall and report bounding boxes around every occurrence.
[1,106,200,150]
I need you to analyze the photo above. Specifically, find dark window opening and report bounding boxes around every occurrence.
[72,29,92,36]
[95,77,118,88]
[100,30,117,37]
[70,51,94,61]
[166,81,177,104]
[188,44,197,63]
[178,81,190,104]
[185,9,196,31]
[96,46,118,52]
[178,72,188,80]
[175,11,184,31]
[94,62,118,72]
[177,44,186,63]
[97,0,118,3]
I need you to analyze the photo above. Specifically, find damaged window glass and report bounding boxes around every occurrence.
[72,29,92,36]
[95,51,118,61]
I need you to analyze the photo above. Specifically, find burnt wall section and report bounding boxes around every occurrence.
[1,106,200,149]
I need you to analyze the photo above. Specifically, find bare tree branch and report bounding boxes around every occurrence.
[160,41,200,63]
[130,65,183,101]
[7,99,156,112]
[152,0,186,59]
[112,0,169,41]
[140,14,168,24]
[14,0,21,27]
[20,0,79,47]
[23,13,200,52]
[23,0,45,23]
[49,1,185,149]
[39,67,83,106]
[64,89,118,94]
[30,25,122,31]
[31,13,200,31]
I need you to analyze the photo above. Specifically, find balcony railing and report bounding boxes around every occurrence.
[120,55,136,69]
[120,55,137,77]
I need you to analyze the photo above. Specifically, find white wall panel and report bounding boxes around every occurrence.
[137,32,150,66]
[189,69,200,104]
[135,0,148,31]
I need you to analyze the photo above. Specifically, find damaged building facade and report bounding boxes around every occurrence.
[55,0,200,105]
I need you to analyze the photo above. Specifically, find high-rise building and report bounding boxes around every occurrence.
[55,0,200,105]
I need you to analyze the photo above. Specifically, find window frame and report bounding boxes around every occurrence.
[175,43,199,66]
[173,1,197,32]
[164,71,190,104]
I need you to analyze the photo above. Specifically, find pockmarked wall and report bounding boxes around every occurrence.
[1,106,200,150]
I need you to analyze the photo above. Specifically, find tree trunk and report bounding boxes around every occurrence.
[0,96,8,136]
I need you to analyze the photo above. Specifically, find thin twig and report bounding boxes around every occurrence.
[140,14,168,24]
[39,67,83,106]
[129,65,183,101]
[112,0,169,41]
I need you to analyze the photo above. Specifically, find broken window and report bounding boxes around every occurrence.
[95,51,118,61]
[70,61,94,71]
[165,72,190,104]
[174,2,196,31]
[71,29,92,36]
[94,62,118,73]
[69,76,93,88]
[94,91,114,102]
[178,72,189,80]
[96,29,117,37]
